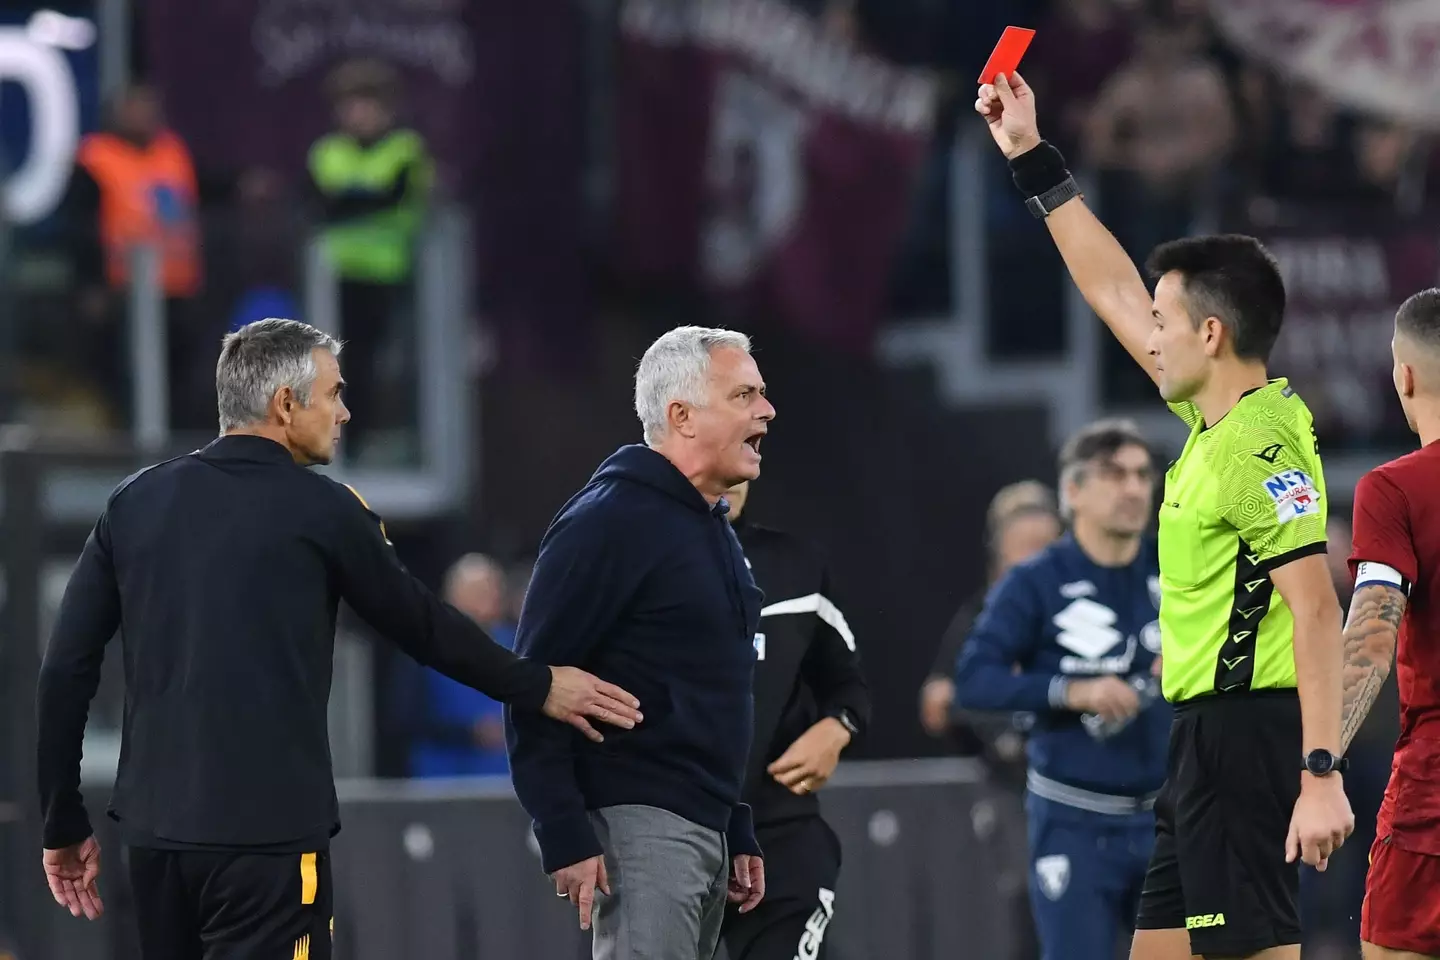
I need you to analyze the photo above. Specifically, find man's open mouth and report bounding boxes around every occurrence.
[744,433,764,454]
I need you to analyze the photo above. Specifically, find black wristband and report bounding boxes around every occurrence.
[1008,140,1071,199]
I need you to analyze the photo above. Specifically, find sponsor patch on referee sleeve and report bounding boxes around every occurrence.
[1354,561,1412,596]
[1261,469,1321,523]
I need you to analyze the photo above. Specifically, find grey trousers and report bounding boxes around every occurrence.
[590,804,730,960]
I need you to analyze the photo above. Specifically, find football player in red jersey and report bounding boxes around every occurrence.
[1339,288,1440,960]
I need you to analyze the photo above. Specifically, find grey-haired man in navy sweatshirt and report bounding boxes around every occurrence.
[505,325,775,959]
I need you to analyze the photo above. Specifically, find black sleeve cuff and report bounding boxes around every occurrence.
[1261,540,1328,573]
[1008,141,1072,198]
[42,804,93,850]
[535,812,604,876]
[726,804,762,858]
[506,659,553,713]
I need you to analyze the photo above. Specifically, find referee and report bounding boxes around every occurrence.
[35,319,641,959]
[721,480,869,960]
[976,75,1354,959]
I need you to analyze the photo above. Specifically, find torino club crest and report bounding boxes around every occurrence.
[1034,854,1070,901]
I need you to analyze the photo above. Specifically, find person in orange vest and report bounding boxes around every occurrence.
[64,84,212,432]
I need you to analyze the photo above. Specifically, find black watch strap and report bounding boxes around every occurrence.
[1026,177,1082,219]
[831,709,860,738]
[1302,749,1350,776]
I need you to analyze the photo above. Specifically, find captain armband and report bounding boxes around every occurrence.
[1353,561,1412,598]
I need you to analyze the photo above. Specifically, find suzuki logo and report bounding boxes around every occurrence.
[1052,598,1125,661]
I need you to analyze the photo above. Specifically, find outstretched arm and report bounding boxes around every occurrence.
[1341,469,1417,752]
[976,72,1158,385]
[1338,582,1405,754]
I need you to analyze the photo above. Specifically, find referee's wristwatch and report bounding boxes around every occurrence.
[1302,749,1349,777]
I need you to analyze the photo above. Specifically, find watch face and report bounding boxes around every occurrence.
[1306,750,1334,774]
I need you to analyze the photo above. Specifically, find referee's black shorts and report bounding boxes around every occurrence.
[722,817,841,960]
[127,846,333,960]
[1134,690,1302,957]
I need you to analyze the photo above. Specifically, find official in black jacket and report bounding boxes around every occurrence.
[35,319,640,960]
[721,480,870,960]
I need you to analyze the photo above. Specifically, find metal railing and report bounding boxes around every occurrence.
[11,205,477,523]
[879,126,1105,450]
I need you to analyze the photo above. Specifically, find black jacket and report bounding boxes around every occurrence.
[36,435,551,851]
[732,515,869,828]
[505,445,765,875]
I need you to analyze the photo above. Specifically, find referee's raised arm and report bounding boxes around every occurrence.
[975,72,1161,386]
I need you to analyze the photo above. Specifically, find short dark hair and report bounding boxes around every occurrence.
[1145,235,1287,362]
[1396,288,1440,346]
[1059,418,1151,477]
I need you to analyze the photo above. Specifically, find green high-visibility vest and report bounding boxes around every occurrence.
[308,129,432,283]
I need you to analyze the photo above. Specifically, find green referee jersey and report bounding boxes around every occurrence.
[1158,378,1328,703]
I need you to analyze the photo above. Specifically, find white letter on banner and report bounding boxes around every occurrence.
[0,28,79,226]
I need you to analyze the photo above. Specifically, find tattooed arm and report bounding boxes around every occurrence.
[1339,583,1407,754]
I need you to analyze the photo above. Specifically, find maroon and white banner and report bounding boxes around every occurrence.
[613,0,938,352]
[1210,0,1440,130]
[1254,218,1440,443]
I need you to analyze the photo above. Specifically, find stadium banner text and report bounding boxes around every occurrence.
[1253,217,1440,447]
[612,0,938,352]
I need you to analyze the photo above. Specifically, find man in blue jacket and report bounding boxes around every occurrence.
[955,419,1171,960]
[506,325,775,959]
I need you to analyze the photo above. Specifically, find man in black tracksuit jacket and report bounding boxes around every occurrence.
[34,320,638,959]
[721,481,870,960]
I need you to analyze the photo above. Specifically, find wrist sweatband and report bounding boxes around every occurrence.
[1009,141,1072,199]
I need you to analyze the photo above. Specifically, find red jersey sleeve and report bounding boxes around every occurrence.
[1349,468,1418,590]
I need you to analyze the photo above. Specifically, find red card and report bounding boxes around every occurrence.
[977,26,1036,85]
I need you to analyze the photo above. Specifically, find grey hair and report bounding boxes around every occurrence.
[634,325,752,446]
[215,318,342,432]
[443,552,505,599]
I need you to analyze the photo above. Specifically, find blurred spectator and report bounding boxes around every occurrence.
[1348,119,1431,215]
[1027,0,1134,159]
[404,553,516,778]
[307,59,433,461]
[226,168,303,333]
[63,84,211,430]
[917,480,1059,960]
[919,480,1062,756]
[1251,82,1356,213]
[1083,16,1234,257]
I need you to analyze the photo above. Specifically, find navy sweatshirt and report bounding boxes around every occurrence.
[954,535,1171,812]
[505,445,765,875]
